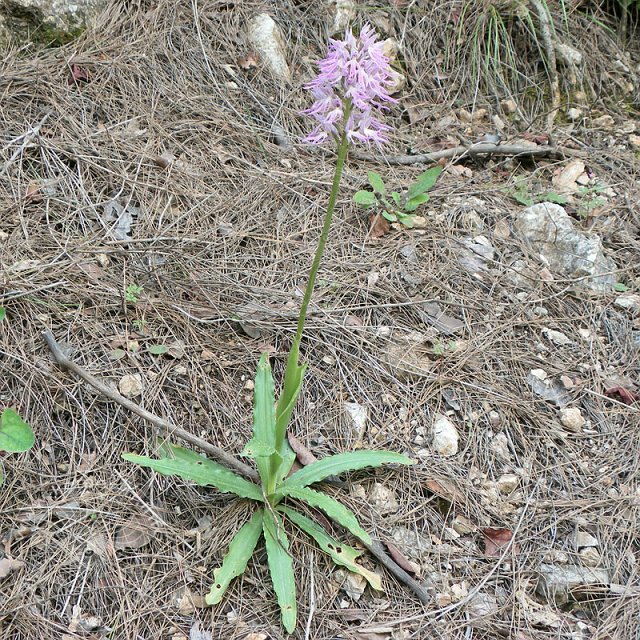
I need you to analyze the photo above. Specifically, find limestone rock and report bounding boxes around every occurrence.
[432,414,459,456]
[512,203,617,292]
[0,0,106,46]
[247,14,291,83]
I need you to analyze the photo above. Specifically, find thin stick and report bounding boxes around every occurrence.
[0,113,50,177]
[353,143,567,166]
[364,539,432,604]
[41,329,260,482]
[41,330,433,604]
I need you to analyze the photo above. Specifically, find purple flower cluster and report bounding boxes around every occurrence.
[303,24,397,146]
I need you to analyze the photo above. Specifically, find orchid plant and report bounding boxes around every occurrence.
[123,24,414,633]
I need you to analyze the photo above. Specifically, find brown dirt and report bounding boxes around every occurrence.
[1,2,639,639]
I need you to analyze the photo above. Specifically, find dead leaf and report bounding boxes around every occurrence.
[238,52,260,70]
[424,478,462,503]
[114,516,154,550]
[287,433,317,466]
[345,315,364,327]
[384,540,417,574]
[0,557,24,578]
[420,302,464,335]
[604,386,638,405]
[368,213,390,239]
[482,527,517,557]
[69,63,90,84]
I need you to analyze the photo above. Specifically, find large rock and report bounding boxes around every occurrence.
[0,0,106,46]
[512,203,617,292]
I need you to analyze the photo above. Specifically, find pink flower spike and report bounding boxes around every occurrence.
[302,24,397,146]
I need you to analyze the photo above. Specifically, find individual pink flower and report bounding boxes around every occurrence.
[302,24,397,146]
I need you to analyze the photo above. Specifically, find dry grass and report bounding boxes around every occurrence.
[1,1,639,638]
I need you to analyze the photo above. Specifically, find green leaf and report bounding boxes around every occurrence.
[263,510,297,633]
[613,282,628,292]
[279,506,382,590]
[390,191,401,205]
[252,353,277,487]
[396,212,415,228]
[122,453,263,501]
[242,437,276,458]
[407,166,443,199]
[277,485,371,544]
[403,193,430,212]
[353,191,377,207]
[367,171,386,195]
[0,409,35,453]
[148,344,168,355]
[275,356,306,447]
[109,348,126,360]
[540,191,568,205]
[206,509,263,605]
[381,210,397,222]
[281,450,414,491]
[0,307,5,322]
[512,191,533,206]
[274,438,297,487]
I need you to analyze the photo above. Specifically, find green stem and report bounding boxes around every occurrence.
[293,132,350,356]
[272,129,350,461]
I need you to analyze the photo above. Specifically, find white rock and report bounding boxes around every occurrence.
[452,515,476,535]
[580,547,601,567]
[512,203,617,292]
[501,98,517,114]
[432,414,459,456]
[119,374,143,398]
[555,43,583,66]
[614,293,640,313]
[576,531,599,548]
[629,134,640,149]
[248,14,291,83]
[344,402,368,439]
[542,328,573,346]
[330,0,356,35]
[566,108,583,121]
[592,114,615,130]
[552,159,586,194]
[496,473,519,495]
[491,433,511,461]
[537,564,610,605]
[369,483,398,515]
[334,570,367,600]
[559,407,585,432]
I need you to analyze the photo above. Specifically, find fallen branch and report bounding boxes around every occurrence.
[42,329,260,482]
[353,143,566,166]
[42,329,433,604]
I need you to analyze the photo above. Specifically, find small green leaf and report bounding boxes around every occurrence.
[275,358,306,447]
[367,171,386,195]
[241,437,276,458]
[390,191,401,205]
[148,344,168,355]
[0,409,35,453]
[512,191,533,206]
[407,166,443,199]
[279,506,382,590]
[263,511,297,633]
[540,191,568,205]
[253,353,277,487]
[122,453,263,501]
[396,212,415,228]
[281,450,414,491]
[353,190,377,207]
[278,485,371,544]
[613,282,628,292]
[206,509,263,605]
[381,210,397,222]
[274,438,297,487]
[109,348,126,360]
[0,307,5,322]
[403,193,430,212]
